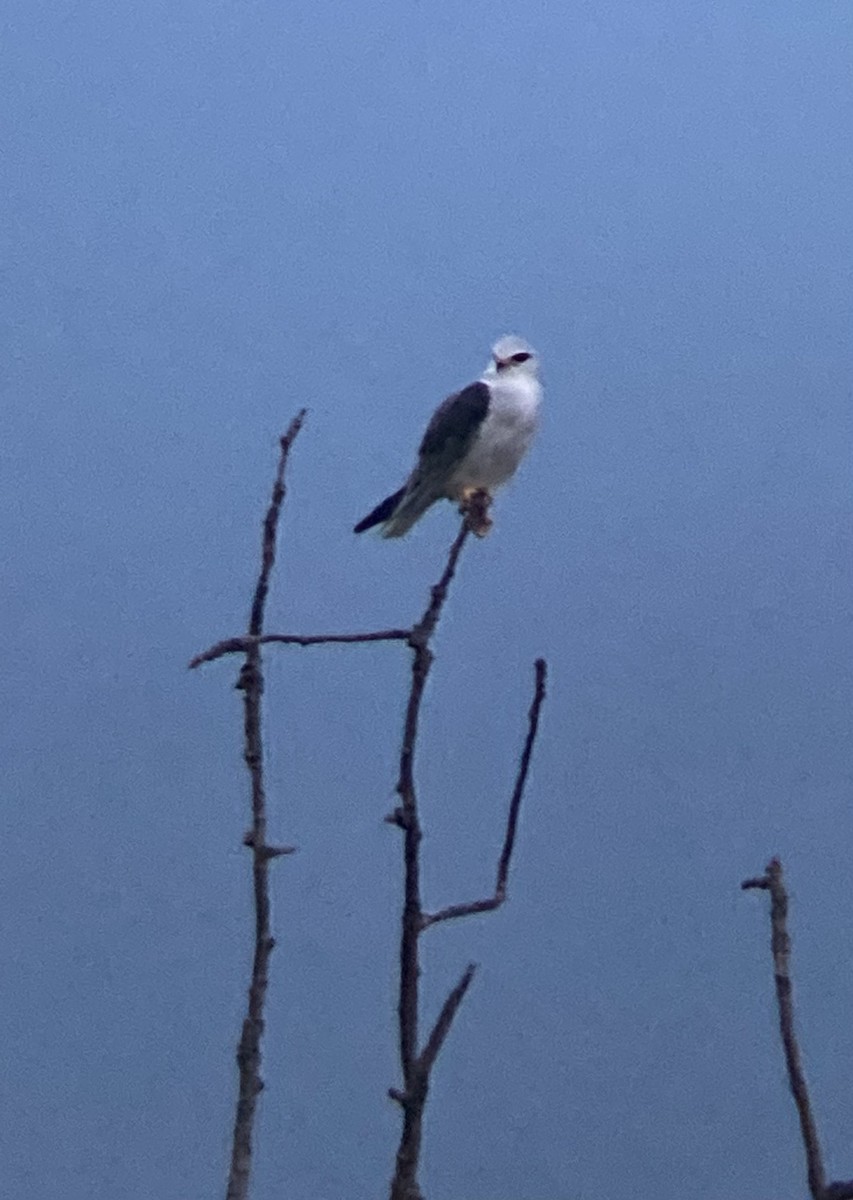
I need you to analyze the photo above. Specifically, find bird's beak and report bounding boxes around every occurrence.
[494,358,508,372]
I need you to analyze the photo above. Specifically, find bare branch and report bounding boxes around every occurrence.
[224,411,305,1200]
[389,962,476,1200]
[388,522,470,1200]
[496,657,547,886]
[389,518,548,1200]
[422,658,548,930]
[824,1184,853,1200]
[418,963,477,1076]
[743,857,826,1200]
[189,628,412,669]
[395,522,471,1085]
[411,523,472,648]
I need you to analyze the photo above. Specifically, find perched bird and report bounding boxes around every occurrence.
[354,335,542,538]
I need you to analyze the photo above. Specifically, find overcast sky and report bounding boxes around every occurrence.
[3,2,853,1198]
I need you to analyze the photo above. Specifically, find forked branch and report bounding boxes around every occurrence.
[388,523,548,1200]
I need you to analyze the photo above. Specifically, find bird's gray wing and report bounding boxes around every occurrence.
[354,381,490,536]
[415,381,490,480]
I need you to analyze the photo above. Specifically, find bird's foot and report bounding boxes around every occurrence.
[458,488,493,537]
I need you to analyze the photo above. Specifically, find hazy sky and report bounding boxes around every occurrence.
[3,3,853,1198]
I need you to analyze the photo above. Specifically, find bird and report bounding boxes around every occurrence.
[354,335,541,538]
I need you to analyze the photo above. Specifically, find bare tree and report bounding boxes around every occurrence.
[191,427,548,1200]
[743,859,853,1200]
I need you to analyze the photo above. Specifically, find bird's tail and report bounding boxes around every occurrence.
[353,486,407,534]
[353,477,439,538]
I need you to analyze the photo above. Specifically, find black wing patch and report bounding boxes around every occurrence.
[353,381,489,534]
[417,381,490,467]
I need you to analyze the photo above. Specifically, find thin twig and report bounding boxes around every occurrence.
[189,629,412,669]
[225,411,305,1200]
[418,963,477,1076]
[743,857,826,1200]
[421,658,547,930]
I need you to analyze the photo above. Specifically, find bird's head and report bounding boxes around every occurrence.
[488,335,539,378]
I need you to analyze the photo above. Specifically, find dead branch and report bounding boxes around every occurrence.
[224,411,305,1200]
[393,521,470,1076]
[743,857,853,1200]
[421,658,547,930]
[388,526,548,1200]
[418,963,477,1076]
[189,629,412,670]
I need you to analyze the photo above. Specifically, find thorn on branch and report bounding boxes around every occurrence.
[242,831,297,858]
[261,844,297,860]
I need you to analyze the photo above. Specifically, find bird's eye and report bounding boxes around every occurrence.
[511,352,531,363]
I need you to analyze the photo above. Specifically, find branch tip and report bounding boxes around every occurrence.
[746,855,828,1200]
[418,963,478,1075]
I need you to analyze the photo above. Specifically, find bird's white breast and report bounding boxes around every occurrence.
[448,373,541,494]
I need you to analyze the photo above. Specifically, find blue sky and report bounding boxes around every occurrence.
[3,2,853,1197]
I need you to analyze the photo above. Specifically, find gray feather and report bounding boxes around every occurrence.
[418,381,490,467]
